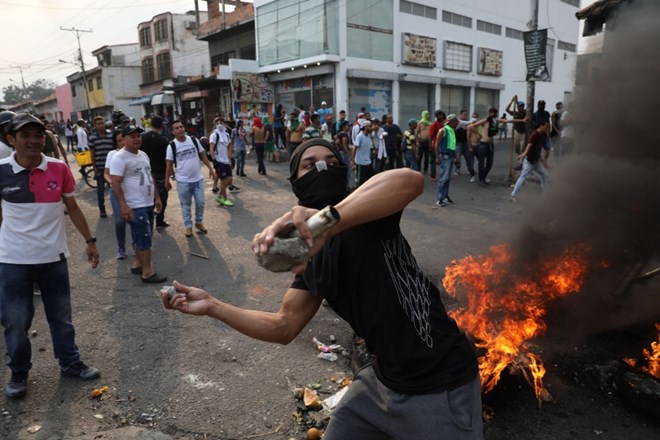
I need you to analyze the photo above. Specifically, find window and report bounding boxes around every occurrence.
[444,41,472,72]
[142,58,154,83]
[96,77,102,89]
[560,0,580,6]
[155,19,168,42]
[87,79,93,92]
[156,52,171,79]
[506,27,524,40]
[558,40,577,52]
[347,0,394,61]
[211,51,236,67]
[71,84,76,97]
[257,0,340,66]
[139,27,151,47]
[442,11,472,28]
[400,0,437,19]
[477,20,501,35]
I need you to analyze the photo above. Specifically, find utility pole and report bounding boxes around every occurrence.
[60,26,93,121]
[526,0,540,134]
[9,65,28,105]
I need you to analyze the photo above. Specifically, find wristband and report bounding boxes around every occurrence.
[86,237,97,244]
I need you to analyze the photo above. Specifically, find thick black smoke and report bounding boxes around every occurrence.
[510,0,660,338]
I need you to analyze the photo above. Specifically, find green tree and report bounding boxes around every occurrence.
[2,79,56,105]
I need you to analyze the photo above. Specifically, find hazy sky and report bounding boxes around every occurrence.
[0,0,214,98]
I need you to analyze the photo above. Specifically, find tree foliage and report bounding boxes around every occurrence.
[2,79,56,105]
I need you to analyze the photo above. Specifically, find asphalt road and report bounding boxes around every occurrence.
[1,142,658,439]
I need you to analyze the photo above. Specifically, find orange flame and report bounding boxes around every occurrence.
[627,323,660,378]
[443,243,590,398]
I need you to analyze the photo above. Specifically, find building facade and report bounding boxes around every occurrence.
[133,11,210,120]
[253,0,581,124]
[66,44,142,122]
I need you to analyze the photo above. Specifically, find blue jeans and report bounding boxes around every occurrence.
[404,150,419,171]
[153,173,169,225]
[128,206,154,250]
[235,150,246,175]
[436,154,455,201]
[0,260,80,373]
[455,141,475,177]
[176,179,205,228]
[95,171,106,213]
[109,190,127,251]
[476,142,494,182]
[510,158,549,197]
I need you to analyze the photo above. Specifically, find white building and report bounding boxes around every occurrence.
[253,0,581,124]
[66,43,142,122]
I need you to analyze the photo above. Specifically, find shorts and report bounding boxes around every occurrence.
[214,161,233,179]
[128,206,154,251]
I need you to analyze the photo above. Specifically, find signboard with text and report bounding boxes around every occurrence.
[524,29,550,81]
[478,48,503,76]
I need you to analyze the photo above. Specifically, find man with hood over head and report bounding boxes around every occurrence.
[160,138,483,440]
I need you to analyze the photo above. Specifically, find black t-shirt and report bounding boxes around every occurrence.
[335,131,349,153]
[382,124,402,150]
[291,213,478,394]
[140,130,169,175]
[526,130,546,162]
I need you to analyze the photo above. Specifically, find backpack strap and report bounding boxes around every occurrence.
[169,140,177,167]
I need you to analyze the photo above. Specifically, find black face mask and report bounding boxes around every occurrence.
[292,163,348,210]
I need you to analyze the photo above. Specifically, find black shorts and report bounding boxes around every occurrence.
[214,162,233,179]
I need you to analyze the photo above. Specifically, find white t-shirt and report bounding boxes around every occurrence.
[76,126,88,150]
[109,149,154,209]
[210,127,230,165]
[165,135,204,183]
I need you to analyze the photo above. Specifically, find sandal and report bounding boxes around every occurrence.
[130,266,143,275]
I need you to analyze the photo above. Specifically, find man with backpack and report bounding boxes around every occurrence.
[140,115,171,228]
[165,120,216,237]
[209,116,236,207]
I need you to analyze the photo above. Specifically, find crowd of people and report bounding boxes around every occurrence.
[0,96,570,437]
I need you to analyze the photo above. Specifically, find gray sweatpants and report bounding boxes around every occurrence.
[324,367,484,440]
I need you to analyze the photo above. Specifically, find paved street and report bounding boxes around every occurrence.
[2,143,658,439]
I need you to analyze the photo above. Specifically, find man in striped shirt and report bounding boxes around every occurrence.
[89,116,115,218]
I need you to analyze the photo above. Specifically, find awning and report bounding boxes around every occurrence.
[128,95,153,106]
[151,93,175,106]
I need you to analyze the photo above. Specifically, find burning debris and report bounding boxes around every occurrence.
[624,323,660,379]
[442,243,591,403]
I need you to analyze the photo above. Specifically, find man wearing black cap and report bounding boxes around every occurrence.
[0,113,101,398]
[161,138,483,440]
[109,124,166,283]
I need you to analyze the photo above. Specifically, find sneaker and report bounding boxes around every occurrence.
[184,228,193,237]
[99,212,108,218]
[60,360,100,380]
[511,196,517,202]
[195,223,208,234]
[6,372,28,398]
[445,197,454,204]
[211,187,219,194]
[479,181,489,187]
[435,200,446,207]
[485,177,492,184]
[453,170,460,176]
[116,248,127,260]
[228,185,241,193]
[156,221,170,228]
[469,176,476,183]
[240,173,247,177]
[214,194,224,204]
[221,198,234,207]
